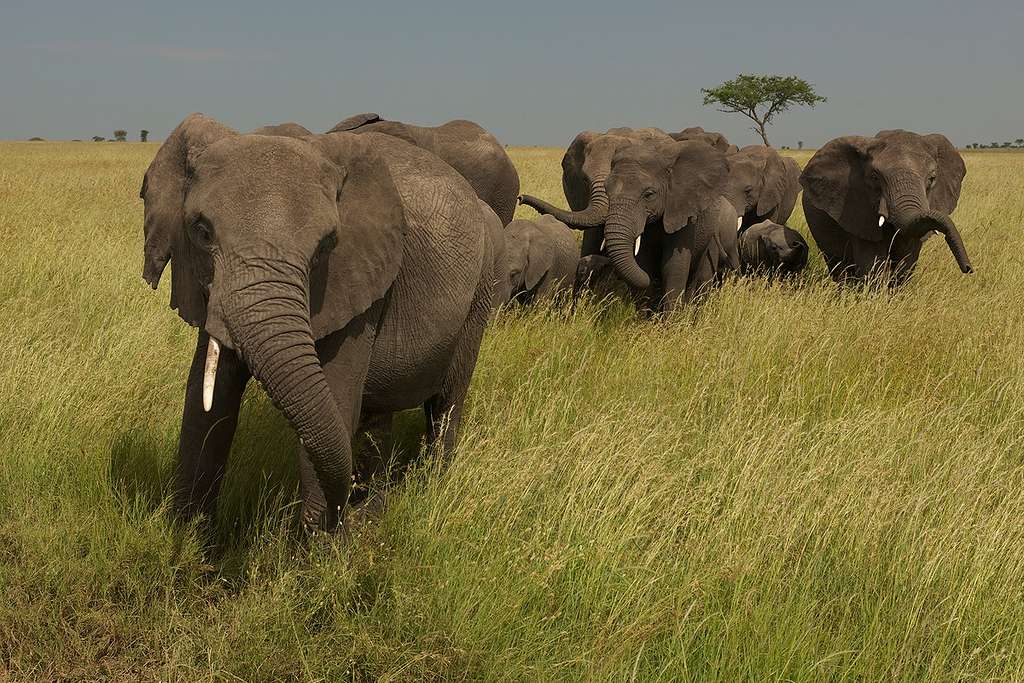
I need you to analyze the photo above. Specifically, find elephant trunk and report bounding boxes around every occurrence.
[883,174,973,274]
[603,200,651,289]
[520,177,609,229]
[221,258,351,530]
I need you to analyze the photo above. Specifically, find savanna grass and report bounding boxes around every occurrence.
[2,141,1024,680]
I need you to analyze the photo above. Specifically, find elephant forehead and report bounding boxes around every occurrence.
[869,134,934,168]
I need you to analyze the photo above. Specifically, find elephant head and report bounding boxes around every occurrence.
[519,127,671,229]
[725,145,800,227]
[601,140,730,289]
[670,126,739,154]
[800,130,970,274]
[250,122,313,138]
[739,220,809,276]
[141,114,406,528]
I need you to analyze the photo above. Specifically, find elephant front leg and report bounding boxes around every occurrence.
[174,329,250,526]
[659,236,693,312]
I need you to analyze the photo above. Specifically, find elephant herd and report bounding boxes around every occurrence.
[140,113,971,534]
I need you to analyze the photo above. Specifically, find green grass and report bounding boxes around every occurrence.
[2,141,1024,680]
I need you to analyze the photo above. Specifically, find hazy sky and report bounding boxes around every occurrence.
[2,0,1021,147]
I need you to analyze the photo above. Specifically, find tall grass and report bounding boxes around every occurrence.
[2,141,1024,680]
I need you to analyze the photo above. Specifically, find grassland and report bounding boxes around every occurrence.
[1,140,1024,681]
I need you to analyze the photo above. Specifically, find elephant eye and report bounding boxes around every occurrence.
[642,188,657,199]
[190,219,215,250]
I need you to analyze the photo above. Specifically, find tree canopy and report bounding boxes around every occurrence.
[701,74,826,146]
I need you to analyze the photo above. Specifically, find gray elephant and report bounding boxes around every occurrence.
[503,215,578,304]
[518,127,674,258]
[597,139,740,310]
[328,113,520,226]
[140,114,503,533]
[738,220,809,277]
[800,130,971,285]
[670,126,739,154]
[726,145,802,231]
[250,122,313,137]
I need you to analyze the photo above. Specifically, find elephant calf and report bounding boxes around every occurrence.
[738,220,809,277]
[141,114,504,533]
[503,216,578,304]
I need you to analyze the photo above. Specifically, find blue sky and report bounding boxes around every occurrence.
[1,0,1021,147]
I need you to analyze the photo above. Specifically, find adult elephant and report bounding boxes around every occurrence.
[250,122,313,137]
[141,114,503,533]
[328,113,520,226]
[670,126,739,154]
[518,127,674,258]
[726,145,802,231]
[598,139,739,310]
[800,130,971,284]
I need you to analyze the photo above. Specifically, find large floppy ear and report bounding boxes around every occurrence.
[756,148,791,219]
[663,141,730,234]
[923,134,966,215]
[140,113,235,326]
[327,113,382,133]
[307,133,406,339]
[523,228,554,290]
[799,136,881,241]
[775,157,802,224]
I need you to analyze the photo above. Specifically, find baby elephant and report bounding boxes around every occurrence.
[738,220,809,277]
[504,216,578,304]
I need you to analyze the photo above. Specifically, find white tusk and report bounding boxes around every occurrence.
[202,337,221,412]
[634,235,642,256]
[737,216,744,231]
[878,215,886,227]
[600,238,606,252]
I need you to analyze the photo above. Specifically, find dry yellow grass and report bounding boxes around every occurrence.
[2,141,1024,680]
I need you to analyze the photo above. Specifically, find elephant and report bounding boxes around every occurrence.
[597,139,740,310]
[250,122,313,137]
[799,130,971,285]
[328,113,521,226]
[738,220,809,277]
[573,254,638,305]
[725,145,802,231]
[670,126,739,154]
[518,127,675,259]
[140,113,503,533]
[503,215,578,304]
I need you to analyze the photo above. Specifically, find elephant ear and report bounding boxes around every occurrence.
[923,133,966,215]
[140,113,236,326]
[308,133,406,339]
[327,113,382,133]
[663,141,730,234]
[756,148,791,220]
[799,136,881,241]
[776,157,802,224]
[524,227,554,290]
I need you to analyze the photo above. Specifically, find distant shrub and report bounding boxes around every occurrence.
[92,136,106,142]
[113,130,128,142]
[28,137,45,142]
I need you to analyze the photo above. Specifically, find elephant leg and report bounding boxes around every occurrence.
[659,236,693,313]
[297,304,381,530]
[351,410,395,504]
[174,329,250,525]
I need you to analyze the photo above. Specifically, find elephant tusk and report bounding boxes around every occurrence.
[634,235,642,256]
[203,337,221,412]
[878,215,886,227]
[600,238,606,252]
[737,216,744,232]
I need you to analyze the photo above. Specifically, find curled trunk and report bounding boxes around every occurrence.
[223,261,351,530]
[603,202,651,289]
[884,174,973,274]
[520,178,609,229]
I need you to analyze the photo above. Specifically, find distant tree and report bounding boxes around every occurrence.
[28,137,45,142]
[1001,141,1012,148]
[140,129,149,142]
[92,136,106,142]
[991,142,999,148]
[701,74,826,146]
[797,140,804,150]
[1016,139,1023,148]
[113,129,128,142]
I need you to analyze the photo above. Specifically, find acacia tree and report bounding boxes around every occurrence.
[140,129,149,142]
[113,129,128,142]
[701,74,826,146]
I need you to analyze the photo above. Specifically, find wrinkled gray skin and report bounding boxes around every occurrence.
[250,122,313,138]
[600,139,740,310]
[670,126,739,155]
[141,114,502,533]
[519,127,674,259]
[329,113,520,226]
[725,145,802,231]
[738,220,809,277]
[503,215,578,304]
[800,130,970,285]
